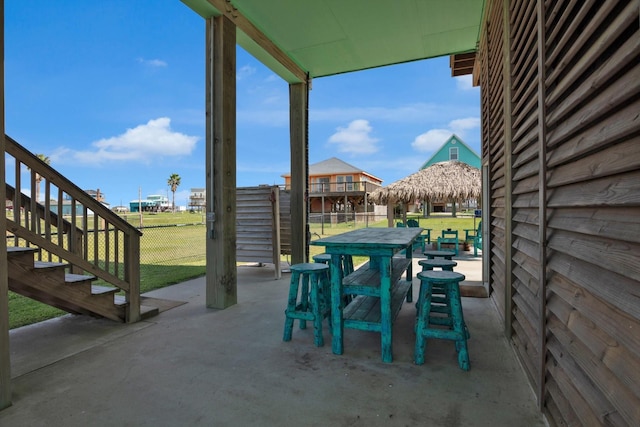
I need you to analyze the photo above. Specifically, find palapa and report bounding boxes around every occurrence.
[369,161,481,204]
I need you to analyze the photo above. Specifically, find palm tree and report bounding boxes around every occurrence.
[167,173,181,212]
[30,154,50,203]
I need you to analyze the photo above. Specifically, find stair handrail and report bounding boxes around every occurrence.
[4,134,142,322]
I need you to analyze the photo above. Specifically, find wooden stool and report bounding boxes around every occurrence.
[313,253,354,305]
[418,259,457,272]
[283,263,331,347]
[417,259,457,315]
[312,253,354,275]
[415,270,470,370]
[422,250,455,260]
[312,253,331,263]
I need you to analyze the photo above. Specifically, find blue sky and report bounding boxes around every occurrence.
[5,1,480,208]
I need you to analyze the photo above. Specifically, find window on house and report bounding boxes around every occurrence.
[450,147,459,161]
[314,177,330,192]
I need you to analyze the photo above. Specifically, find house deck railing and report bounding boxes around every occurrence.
[284,180,381,194]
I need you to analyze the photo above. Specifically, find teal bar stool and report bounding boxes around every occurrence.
[312,253,354,276]
[417,259,458,316]
[283,263,331,347]
[313,253,354,305]
[418,259,457,272]
[415,270,470,370]
[423,250,455,260]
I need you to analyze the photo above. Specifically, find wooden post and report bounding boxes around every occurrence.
[386,198,394,227]
[205,15,237,309]
[271,186,282,280]
[0,0,11,410]
[125,232,141,322]
[289,82,308,265]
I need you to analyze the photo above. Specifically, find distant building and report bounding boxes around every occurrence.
[189,188,205,212]
[62,189,109,215]
[419,135,481,213]
[129,194,170,212]
[419,134,481,169]
[282,157,383,221]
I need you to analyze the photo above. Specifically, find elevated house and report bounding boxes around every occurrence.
[188,187,205,212]
[282,157,383,223]
[419,134,481,213]
[129,194,171,212]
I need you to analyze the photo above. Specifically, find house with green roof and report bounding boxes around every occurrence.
[419,135,481,214]
[419,134,481,169]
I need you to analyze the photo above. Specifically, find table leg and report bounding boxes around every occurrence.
[405,243,413,303]
[330,254,344,355]
[379,256,393,363]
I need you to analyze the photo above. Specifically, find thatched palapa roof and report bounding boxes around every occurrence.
[369,161,481,204]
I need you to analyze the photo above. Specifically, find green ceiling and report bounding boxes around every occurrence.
[182,0,485,83]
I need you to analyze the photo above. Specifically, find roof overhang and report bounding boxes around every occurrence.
[182,0,485,83]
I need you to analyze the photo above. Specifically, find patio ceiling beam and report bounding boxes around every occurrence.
[204,0,308,83]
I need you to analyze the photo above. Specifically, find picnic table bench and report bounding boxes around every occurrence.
[342,258,412,331]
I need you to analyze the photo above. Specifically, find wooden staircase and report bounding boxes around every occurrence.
[4,134,153,323]
[7,247,158,322]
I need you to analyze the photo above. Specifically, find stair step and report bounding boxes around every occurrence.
[66,273,97,284]
[7,246,39,255]
[92,285,118,296]
[34,260,67,270]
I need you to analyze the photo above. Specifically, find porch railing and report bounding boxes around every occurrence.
[4,135,142,322]
[284,180,381,193]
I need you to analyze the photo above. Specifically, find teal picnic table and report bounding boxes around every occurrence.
[310,227,422,363]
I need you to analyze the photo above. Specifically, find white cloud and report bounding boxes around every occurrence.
[237,65,256,80]
[328,119,380,155]
[411,129,453,152]
[411,117,480,152]
[455,75,474,90]
[137,57,167,68]
[450,117,481,133]
[50,118,198,165]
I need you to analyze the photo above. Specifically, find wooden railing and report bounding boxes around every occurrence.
[285,180,382,194]
[4,135,143,322]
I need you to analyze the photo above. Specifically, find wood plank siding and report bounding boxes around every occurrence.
[236,186,281,278]
[478,1,640,425]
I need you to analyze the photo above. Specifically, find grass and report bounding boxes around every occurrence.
[9,211,478,329]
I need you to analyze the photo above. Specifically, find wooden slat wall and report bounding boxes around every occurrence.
[481,0,507,321]
[278,189,292,256]
[478,0,640,425]
[542,1,640,425]
[508,0,541,394]
[236,186,279,266]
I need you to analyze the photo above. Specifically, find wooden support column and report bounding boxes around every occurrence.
[502,0,514,337]
[205,15,237,309]
[289,82,308,265]
[0,0,11,410]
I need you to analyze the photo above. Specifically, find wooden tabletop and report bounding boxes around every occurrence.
[310,227,423,250]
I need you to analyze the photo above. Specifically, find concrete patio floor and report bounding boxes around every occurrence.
[1,252,546,426]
